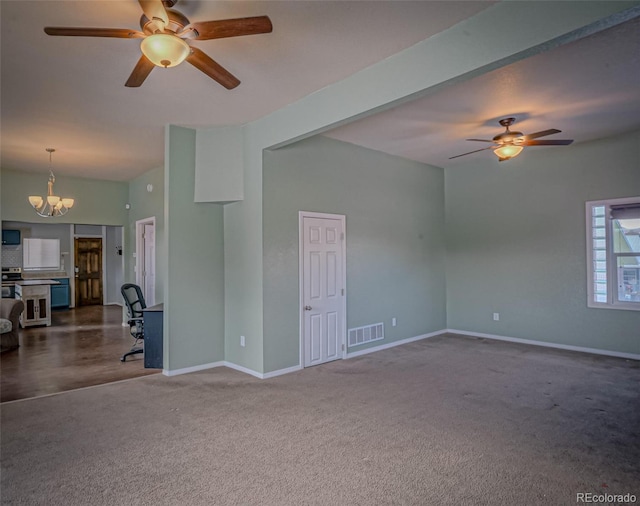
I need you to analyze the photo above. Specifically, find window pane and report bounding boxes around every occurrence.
[617,257,640,302]
[595,271,607,282]
[590,204,608,304]
[613,219,640,253]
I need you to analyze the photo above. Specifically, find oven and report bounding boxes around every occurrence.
[2,267,22,298]
[1,284,14,298]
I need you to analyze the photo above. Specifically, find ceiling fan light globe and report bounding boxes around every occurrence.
[141,34,190,68]
[493,144,523,160]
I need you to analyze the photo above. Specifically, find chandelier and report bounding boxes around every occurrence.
[28,148,75,217]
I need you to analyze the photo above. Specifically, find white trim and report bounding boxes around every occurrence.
[586,196,640,311]
[346,330,445,359]
[135,217,156,306]
[162,360,302,380]
[446,329,640,361]
[69,225,75,308]
[299,211,348,368]
[222,361,264,379]
[161,327,639,379]
[262,365,303,379]
[162,361,225,377]
[101,225,107,306]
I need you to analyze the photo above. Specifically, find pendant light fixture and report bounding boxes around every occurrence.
[28,148,75,217]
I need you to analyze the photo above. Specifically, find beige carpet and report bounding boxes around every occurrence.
[1,334,639,505]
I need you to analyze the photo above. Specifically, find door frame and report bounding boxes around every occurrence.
[298,211,347,368]
[135,217,156,307]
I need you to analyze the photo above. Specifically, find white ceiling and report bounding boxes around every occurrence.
[325,13,640,168]
[0,0,495,181]
[2,2,639,181]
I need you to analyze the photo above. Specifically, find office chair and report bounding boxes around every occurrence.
[120,283,146,362]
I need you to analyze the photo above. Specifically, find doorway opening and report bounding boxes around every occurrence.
[135,217,156,307]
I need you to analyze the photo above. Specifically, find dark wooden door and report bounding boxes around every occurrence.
[75,238,103,306]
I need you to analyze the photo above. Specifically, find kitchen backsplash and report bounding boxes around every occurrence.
[1,245,22,268]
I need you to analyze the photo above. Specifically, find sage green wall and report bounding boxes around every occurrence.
[223,128,264,373]
[127,166,165,305]
[0,168,128,225]
[263,136,446,372]
[215,1,636,375]
[164,125,225,371]
[445,130,640,355]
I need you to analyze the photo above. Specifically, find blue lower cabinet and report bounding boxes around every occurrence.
[51,279,70,309]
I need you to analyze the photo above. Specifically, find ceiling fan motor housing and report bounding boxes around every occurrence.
[494,118,523,144]
[140,9,190,35]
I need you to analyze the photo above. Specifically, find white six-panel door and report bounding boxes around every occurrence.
[300,212,346,367]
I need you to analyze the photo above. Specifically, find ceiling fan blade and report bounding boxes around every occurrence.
[465,138,495,143]
[138,0,169,31]
[44,27,145,38]
[523,128,561,140]
[125,55,155,87]
[186,16,273,40]
[449,146,495,160]
[522,139,574,146]
[186,48,240,89]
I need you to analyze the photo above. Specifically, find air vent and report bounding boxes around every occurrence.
[348,322,384,347]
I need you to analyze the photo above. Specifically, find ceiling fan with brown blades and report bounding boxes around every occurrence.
[44,0,272,89]
[449,117,574,162]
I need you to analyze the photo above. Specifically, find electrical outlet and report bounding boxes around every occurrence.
[240,335,245,347]
[493,313,500,321]
[392,317,397,327]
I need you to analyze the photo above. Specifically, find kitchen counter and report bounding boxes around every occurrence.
[15,281,58,327]
[16,279,60,286]
[22,271,69,280]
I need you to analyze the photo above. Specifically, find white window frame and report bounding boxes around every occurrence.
[586,196,640,311]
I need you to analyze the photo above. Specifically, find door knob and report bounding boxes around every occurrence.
[304,305,312,311]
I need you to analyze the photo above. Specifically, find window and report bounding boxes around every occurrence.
[23,238,60,271]
[586,197,640,310]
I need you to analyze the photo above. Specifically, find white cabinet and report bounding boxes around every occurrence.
[15,283,51,327]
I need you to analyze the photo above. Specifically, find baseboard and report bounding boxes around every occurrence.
[346,329,446,359]
[161,328,637,379]
[162,361,225,377]
[162,360,301,380]
[262,364,303,379]
[446,329,640,361]
[224,362,303,380]
[222,361,263,379]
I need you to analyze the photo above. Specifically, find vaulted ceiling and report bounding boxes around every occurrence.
[1,1,639,181]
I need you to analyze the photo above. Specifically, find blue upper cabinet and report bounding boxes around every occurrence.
[1,229,21,245]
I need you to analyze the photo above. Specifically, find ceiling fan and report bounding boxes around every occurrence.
[44,0,272,89]
[449,117,574,161]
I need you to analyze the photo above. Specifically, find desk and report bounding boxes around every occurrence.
[142,304,163,369]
